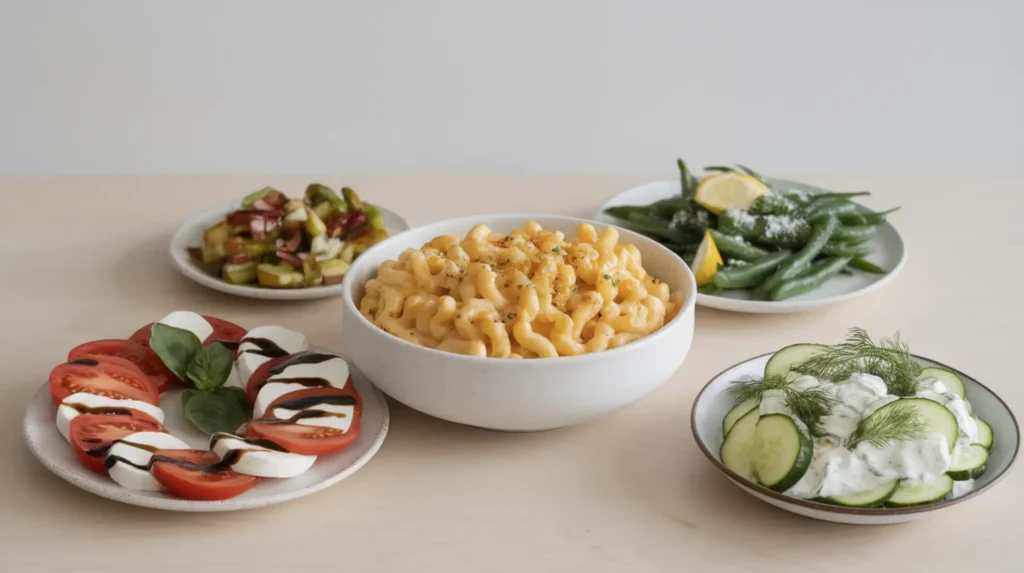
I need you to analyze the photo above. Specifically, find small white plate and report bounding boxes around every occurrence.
[690,352,1019,524]
[170,202,411,300]
[23,360,390,512]
[593,178,907,313]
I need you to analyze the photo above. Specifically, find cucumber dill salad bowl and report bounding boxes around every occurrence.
[691,329,1019,525]
[592,160,906,313]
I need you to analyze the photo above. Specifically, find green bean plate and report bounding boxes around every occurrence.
[593,177,906,314]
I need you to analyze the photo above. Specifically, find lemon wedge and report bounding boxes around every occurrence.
[691,231,723,287]
[694,172,770,214]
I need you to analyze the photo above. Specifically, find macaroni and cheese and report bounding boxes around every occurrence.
[358,221,686,358]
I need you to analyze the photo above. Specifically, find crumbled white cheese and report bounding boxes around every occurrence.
[763,216,803,238]
[724,208,757,227]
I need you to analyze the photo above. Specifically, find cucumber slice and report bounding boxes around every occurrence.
[917,367,966,398]
[974,416,993,449]
[751,414,813,492]
[948,444,989,481]
[886,475,954,507]
[764,343,830,378]
[964,399,973,415]
[823,480,899,508]
[720,408,759,480]
[868,398,959,453]
[722,399,759,436]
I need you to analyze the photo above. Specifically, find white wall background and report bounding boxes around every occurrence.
[0,0,1020,175]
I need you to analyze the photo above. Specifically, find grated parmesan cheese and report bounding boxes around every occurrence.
[723,208,757,227]
[762,215,805,238]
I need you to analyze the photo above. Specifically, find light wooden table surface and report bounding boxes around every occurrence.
[1,175,1021,573]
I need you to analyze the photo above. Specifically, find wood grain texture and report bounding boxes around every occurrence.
[0,174,1021,572]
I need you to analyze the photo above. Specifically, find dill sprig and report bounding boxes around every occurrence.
[728,374,789,403]
[847,403,928,449]
[728,375,836,433]
[791,327,923,396]
[785,386,837,433]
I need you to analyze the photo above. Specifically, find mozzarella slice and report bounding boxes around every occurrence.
[156,311,213,342]
[236,326,309,385]
[252,355,351,418]
[270,401,355,433]
[253,382,319,419]
[236,353,272,388]
[210,433,316,478]
[106,431,189,491]
[240,325,309,355]
[56,393,165,443]
[222,362,245,390]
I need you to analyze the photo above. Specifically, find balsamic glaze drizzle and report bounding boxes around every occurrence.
[103,436,290,474]
[239,337,290,359]
[260,394,356,424]
[267,351,338,375]
[251,351,345,395]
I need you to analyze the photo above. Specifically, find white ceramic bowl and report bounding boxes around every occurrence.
[340,214,697,432]
[691,352,1020,524]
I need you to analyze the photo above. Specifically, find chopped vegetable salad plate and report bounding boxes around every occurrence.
[171,200,410,301]
[593,178,906,313]
[24,349,390,512]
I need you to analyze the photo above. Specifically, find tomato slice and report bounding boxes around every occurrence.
[69,414,165,474]
[204,316,246,349]
[49,359,161,407]
[150,449,257,501]
[129,316,245,352]
[68,339,177,393]
[244,353,293,405]
[247,387,362,455]
[128,322,155,349]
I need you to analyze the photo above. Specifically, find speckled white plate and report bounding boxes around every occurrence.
[691,352,1019,524]
[170,201,410,300]
[593,178,907,313]
[23,357,389,512]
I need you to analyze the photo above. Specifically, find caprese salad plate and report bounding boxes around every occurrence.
[23,311,390,512]
[690,329,1018,524]
[170,184,411,300]
[593,173,907,314]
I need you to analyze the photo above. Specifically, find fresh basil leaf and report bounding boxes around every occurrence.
[180,388,198,411]
[150,323,203,380]
[183,390,248,435]
[213,386,250,420]
[186,342,234,391]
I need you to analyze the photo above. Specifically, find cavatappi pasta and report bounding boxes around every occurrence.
[358,221,686,358]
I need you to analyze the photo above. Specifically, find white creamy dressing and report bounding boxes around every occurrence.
[761,373,978,499]
[311,234,344,261]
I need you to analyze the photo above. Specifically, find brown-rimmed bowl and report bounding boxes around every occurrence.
[691,352,1019,524]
